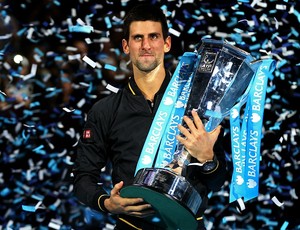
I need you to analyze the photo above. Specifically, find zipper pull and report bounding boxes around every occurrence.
[151,101,154,108]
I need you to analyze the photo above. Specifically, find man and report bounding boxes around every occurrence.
[73,4,228,229]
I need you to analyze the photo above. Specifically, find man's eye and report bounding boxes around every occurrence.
[134,36,142,41]
[150,34,158,39]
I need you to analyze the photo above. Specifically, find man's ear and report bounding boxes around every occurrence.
[164,36,171,53]
[122,39,129,54]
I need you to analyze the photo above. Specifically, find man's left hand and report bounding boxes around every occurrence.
[176,110,221,163]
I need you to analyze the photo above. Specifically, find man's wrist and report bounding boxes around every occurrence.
[188,154,219,173]
[98,194,110,213]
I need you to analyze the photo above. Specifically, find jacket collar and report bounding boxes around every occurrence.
[126,71,171,97]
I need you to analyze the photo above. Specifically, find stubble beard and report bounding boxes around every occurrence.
[135,59,159,73]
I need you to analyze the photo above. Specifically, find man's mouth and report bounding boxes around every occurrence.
[140,52,153,57]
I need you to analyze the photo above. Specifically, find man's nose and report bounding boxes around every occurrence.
[141,38,151,49]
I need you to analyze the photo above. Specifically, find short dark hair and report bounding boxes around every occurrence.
[123,4,169,41]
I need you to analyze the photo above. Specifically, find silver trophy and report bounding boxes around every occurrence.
[172,39,259,172]
[121,39,260,230]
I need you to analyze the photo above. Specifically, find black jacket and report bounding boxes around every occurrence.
[73,73,228,229]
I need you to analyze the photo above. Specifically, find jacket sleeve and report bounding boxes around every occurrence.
[72,103,111,212]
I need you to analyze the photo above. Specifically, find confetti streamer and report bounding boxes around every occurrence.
[272,196,285,207]
[69,25,94,33]
[104,63,117,71]
[82,55,97,68]
[106,84,119,94]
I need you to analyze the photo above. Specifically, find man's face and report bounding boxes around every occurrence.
[122,21,171,73]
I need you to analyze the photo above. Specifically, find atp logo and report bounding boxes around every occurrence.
[164,97,174,106]
[247,179,257,188]
[251,113,261,123]
[199,52,217,73]
[141,155,152,165]
[236,175,244,185]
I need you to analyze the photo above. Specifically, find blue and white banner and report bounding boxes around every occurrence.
[135,52,200,175]
[230,59,275,203]
[154,72,194,168]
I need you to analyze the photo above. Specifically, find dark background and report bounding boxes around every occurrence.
[0,0,299,229]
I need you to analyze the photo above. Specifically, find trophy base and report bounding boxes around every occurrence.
[120,168,201,230]
[121,185,198,230]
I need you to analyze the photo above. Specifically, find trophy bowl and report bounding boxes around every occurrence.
[186,39,257,132]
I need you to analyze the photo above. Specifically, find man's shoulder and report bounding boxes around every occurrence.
[92,87,127,110]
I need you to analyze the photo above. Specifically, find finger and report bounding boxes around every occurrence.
[191,110,205,130]
[139,210,156,218]
[122,197,145,206]
[177,124,190,143]
[177,123,189,136]
[209,125,221,134]
[209,125,221,136]
[126,203,154,216]
[209,125,222,142]
[183,115,197,133]
[129,208,156,218]
[176,134,186,145]
[111,181,124,196]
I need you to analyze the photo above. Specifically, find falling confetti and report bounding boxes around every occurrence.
[0,0,299,229]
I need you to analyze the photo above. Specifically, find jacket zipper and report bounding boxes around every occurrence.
[147,99,154,113]
[150,95,159,114]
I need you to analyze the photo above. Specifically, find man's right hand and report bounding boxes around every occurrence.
[104,181,155,218]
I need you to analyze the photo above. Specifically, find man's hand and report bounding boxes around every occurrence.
[104,181,155,218]
[176,110,221,163]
